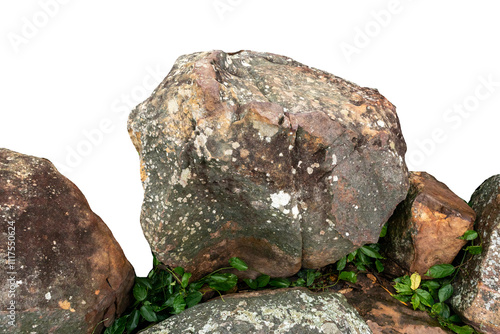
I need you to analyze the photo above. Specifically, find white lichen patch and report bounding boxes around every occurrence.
[270,191,291,209]
[179,168,191,188]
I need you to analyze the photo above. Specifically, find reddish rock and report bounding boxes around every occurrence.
[342,273,451,334]
[0,149,135,333]
[382,172,475,276]
[128,50,409,280]
[451,175,500,333]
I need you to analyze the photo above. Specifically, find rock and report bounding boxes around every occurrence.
[342,273,451,334]
[139,288,372,333]
[451,175,500,333]
[128,50,409,279]
[0,149,135,334]
[382,172,475,276]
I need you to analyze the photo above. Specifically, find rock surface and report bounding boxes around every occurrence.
[0,149,135,334]
[451,175,500,333]
[382,172,475,276]
[342,273,451,334]
[128,50,409,279]
[139,288,372,333]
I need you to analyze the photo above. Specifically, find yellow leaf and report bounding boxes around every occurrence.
[410,272,421,290]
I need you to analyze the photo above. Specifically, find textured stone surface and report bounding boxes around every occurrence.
[342,273,450,334]
[0,149,135,334]
[382,172,475,276]
[451,175,500,333]
[128,50,409,279]
[140,288,371,334]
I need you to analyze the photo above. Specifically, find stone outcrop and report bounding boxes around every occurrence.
[451,175,500,333]
[128,50,409,280]
[139,288,372,333]
[0,149,135,334]
[382,172,475,276]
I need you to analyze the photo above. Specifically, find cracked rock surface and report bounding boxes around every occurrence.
[139,288,372,334]
[451,175,500,333]
[0,149,135,334]
[128,50,409,279]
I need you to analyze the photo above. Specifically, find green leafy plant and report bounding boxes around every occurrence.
[104,255,248,334]
[392,229,483,334]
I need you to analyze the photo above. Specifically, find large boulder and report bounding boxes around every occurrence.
[139,288,372,333]
[128,50,409,279]
[451,175,500,333]
[0,149,135,333]
[382,172,475,276]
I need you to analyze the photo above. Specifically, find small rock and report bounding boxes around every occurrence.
[382,172,475,276]
[128,50,409,280]
[342,273,451,333]
[451,175,500,333]
[0,149,135,334]
[139,288,372,333]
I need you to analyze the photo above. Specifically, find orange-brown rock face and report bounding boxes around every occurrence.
[128,50,409,280]
[383,172,475,276]
[0,149,135,334]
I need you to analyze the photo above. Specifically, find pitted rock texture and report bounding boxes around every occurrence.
[0,149,135,334]
[451,175,500,333]
[382,172,475,276]
[139,288,372,334]
[128,50,409,279]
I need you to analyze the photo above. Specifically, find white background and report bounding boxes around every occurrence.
[1,0,499,276]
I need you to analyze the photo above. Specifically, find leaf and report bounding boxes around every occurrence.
[446,323,475,334]
[229,257,248,271]
[394,282,413,295]
[244,278,258,290]
[438,283,453,303]
[104,316,127,334]
[208,273,238,291]
[172,294,186,314]
[269,278,291,288]
[360,245,384,259]
[415,288,434,307]
[465,245,482,255]
[185,291,203,308]
[293,278,306,287]
[375,259,384,273]
[426,264,455,278]
[133,284,148,302]
[174,267,184,276]
[459,230,478,241]
[181,273,192,288]
[347,251,357,262]
[153,253,160,266]
[256,274,270,288]
[380,224,388,238]
[126,309,140,332]
[431,302,450,319]
[392,294,411,303]
[336,256,347,271]
[411,293,420,310]
[410,272,421,290]
[421,280,441,292]
[136,277,153,290]
[189,281,204,291]
[140,304,157,322]
[306,270,320,286]
[338,271,357,284]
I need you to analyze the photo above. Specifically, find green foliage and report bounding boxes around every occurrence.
[391,228,484,334]
[104,255,248,334]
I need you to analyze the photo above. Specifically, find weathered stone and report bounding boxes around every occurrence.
[382,172,475,276]
[128,50,409,279]
[342,273,451,334]
[139,288,372,333]
[0,149,135,334]
[451,175,500,333]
